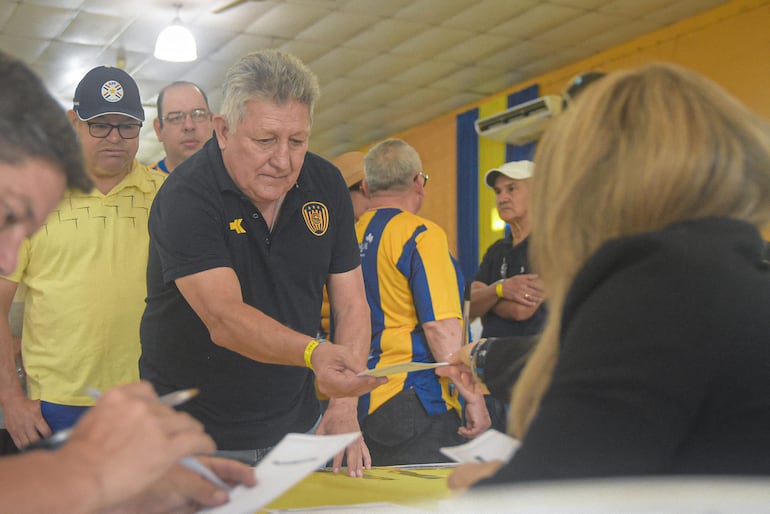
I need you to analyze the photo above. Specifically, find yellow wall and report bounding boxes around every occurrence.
[383,0,770,252]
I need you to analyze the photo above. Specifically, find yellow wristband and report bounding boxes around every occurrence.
[495,280,504,299]
[304,338,322,370]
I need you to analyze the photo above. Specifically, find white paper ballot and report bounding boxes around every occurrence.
[440,429,520,464]
[358,361,449,377]
[202,432,361,514]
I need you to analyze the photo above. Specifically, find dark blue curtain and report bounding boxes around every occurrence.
[456,108,479,282]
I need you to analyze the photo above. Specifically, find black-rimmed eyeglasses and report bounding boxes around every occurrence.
[87,122,143,139]
[413,171,429,187]
[163,109,211,125]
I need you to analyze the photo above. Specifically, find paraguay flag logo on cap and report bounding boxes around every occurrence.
[101,80,124,103]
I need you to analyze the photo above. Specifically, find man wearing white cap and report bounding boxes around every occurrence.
[468,160,546,433]
[0,65,165,445]
[470,160,546,338]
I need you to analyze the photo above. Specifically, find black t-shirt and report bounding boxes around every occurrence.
[139,137,359,449]
[474,235,546,337]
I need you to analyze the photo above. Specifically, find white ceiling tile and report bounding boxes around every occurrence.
[347,53,422,82]
[581,18,661,51]
[533,11,626,45]
[389,60,460,87]
[2,3,74,38]
[0,3,16,28]
[339,0,413,17]
[59,12,130,47]
[0,35,49,63]
[245,3,333,38]
[24,0,84,8]
[433,33,516,64]
[316,76,376,107]
[190,1,274,31]
[308,47,376,83]
[343,19,428,52]
[443,0,538,31]
[642,0,729,25]
[133,58,198,85]
[434,65,502,92]
[391,26,475,59]
[279,40,336,64]
[489,3,583,40]
[296,12,379,45]
[393,0,475,25]
[598,0,677,17]
[112,19,166,54]
[546,0,612,8]
[479,41,559,70]
[208,33,282,63]
[518,47,593,77]
[345,82,414,106]
[473,70,528,95]
[78,0,160,18]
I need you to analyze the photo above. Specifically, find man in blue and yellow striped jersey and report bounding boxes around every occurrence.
[356,139,490,465]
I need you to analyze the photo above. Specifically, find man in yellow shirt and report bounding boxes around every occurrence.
[0,65,165,446]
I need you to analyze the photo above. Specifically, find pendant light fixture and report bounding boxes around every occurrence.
[154,3,197,62]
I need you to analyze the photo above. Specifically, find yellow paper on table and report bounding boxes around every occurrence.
[263,465,454,512]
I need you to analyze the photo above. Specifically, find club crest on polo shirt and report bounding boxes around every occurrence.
[302,201,329,236]
[102,80,124,102]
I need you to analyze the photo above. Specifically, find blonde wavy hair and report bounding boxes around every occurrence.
[509,62,770,438]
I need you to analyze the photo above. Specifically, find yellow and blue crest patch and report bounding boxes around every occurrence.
[302,201,329,236]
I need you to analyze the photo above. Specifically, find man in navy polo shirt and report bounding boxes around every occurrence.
[139,50,384,475]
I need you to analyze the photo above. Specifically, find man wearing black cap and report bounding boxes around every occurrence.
[0,65,165,446]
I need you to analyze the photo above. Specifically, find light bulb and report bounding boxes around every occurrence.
[154,19,197,62]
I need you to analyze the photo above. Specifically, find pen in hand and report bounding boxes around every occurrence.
[22,388,231,490]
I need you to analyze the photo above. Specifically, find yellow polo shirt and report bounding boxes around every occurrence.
[6,161,165,405]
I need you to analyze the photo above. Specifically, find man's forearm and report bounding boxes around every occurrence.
[469,281,498,319]
[422,318,463,363]
[0,319,25,407]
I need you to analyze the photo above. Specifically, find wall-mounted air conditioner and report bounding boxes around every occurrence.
[474,95,563,145]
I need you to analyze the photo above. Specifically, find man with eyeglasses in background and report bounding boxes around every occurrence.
[355,139,490,465]
[0,65,165,446]
[151,81,213,174]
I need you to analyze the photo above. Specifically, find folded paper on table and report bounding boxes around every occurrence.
[358,362,449,377]
[440,429,520,463]
[202,432,361,514]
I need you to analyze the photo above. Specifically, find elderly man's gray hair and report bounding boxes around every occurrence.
[364,139,423,194]
[220,49,320,129]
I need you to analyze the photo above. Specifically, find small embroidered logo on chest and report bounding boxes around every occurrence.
[302,201,329,236]
[229,218,246,234]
